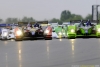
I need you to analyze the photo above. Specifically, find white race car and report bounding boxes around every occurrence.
[0,23,17,40]
[1,28,10,40]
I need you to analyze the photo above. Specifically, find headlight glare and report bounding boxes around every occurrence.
[97,28,100,32]
[71,29,75,33]
[45,30,49,33]
[59,32,62,35]
[3,32,8,36]
[63,33,65,35]
[16,30,22,35]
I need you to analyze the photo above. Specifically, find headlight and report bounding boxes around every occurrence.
[16,30,22,35]
[97,28,100,32]
[3,32,8,36]
[71,29,75,33]
[63,33,65,35]
[59,32,62,35]
[45,30,49,33]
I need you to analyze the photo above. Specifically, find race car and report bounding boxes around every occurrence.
[67,20,100,39]
[14,21,52,41]
[52,25,66,38]
[0,23,15,40]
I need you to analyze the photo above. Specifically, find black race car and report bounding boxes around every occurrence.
[14,21,52,41]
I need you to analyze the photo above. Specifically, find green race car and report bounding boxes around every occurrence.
[52,25,66,38]
[66,20,100,39]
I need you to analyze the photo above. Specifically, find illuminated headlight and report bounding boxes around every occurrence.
[97,28,100,32]
[45,30,49,33]
[3,32,8,36]
[71,29,75,33]
[59,32,62,35]
[16,30,22,35]
[63,33,65,35]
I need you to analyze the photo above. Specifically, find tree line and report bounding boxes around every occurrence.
[50,10,100,23]
[0,10,100,24]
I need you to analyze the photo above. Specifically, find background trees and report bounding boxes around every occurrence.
[1,10,100,24]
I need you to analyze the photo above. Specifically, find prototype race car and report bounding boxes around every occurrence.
[0,23,16,40]
[14,21,52,41]
[52,25,66,38]
[67,20,100,39]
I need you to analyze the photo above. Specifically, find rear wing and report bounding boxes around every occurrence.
[10,23,18,26]
[70,20,81,23]
[82,20,99,25]
[89,20,99,24]
[62,22,70,26]
[50,22,59,27]
[37,21,48,26]
[14,24,18,26]
[0,24,7,27]
[18,22,36,27]
[70,20,99,24]
[50,22,58,24]
[0,24,11,27]
[18,21,48,27]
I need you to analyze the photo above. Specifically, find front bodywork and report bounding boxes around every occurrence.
[1,28,15,40]
[52,26,66,38]
[0,23,16,40]
[1,28,10,40]
[66,25,76,38]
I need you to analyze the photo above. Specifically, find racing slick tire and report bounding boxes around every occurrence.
[44,37,52,40]
[67,37,76,39]
[15,38,23,41]
[1,37,9,40]
[14,37,23,41]
[44,35,52,40]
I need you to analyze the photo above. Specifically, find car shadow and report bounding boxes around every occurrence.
[76,36,99,39]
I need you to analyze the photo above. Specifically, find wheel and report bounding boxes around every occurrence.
[45,37,52,40]
[7,36,10,40]
[1,37,7,41]
[15,38,22,41]
[15,38,23,41]
[14,37,23,41]
[96,37,100,39]
[67,37,76,39]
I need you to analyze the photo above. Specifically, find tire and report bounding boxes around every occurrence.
[14,37,23,41]
[67,37,76,39]
[15,38,22,41]
[7,36,10,40]
[1,37,7,41]
[45,37,52,40]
